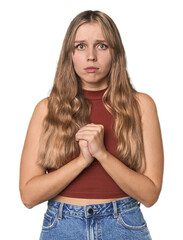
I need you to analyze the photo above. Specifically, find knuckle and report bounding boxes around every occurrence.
[98,125,104,132]
[91,135,95,140]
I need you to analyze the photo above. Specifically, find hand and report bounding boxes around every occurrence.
[78,140,94,168]
[76,123,107,160]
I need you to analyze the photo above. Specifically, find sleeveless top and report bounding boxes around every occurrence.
[51,88,128,199]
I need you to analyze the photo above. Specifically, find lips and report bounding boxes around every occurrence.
[84,66,99,73]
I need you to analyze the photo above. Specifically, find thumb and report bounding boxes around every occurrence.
[79,140,88,148]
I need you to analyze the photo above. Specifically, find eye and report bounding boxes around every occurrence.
[75,44,86,50]
[97,43,108,50]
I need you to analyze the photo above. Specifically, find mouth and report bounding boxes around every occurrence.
[84,66,99,73]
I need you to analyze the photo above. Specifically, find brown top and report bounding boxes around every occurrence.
[51,88,128,199]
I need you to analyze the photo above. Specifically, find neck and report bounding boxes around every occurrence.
[82,87,108,100]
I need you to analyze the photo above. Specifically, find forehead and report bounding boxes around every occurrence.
[74,22,105,41]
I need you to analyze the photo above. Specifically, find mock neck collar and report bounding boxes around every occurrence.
[82,88,107,100]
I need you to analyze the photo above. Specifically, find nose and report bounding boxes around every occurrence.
[87,47,97,62]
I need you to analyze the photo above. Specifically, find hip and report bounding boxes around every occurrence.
[40,196,152,240]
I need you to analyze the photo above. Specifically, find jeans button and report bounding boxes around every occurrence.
[88,208,93,214]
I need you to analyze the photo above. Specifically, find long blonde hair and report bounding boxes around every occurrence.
[37,10,145,171]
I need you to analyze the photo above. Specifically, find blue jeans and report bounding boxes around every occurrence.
[39,197,152,240]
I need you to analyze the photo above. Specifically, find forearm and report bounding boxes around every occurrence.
[20,157,85,208]
[98,151,160,207]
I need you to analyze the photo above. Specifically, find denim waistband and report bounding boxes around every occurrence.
[47,197,139,219]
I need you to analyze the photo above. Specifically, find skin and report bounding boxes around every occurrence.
[19,22,164,208]
[72,22,112,90]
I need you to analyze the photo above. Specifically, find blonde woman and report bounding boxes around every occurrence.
[20,10,164,240]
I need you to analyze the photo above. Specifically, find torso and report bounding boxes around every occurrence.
[53,195,129,205]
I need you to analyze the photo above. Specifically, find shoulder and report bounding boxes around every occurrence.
[33,97,49,118]
[34,97,49,112]
[135,92,157,119]
[30,97,49,126]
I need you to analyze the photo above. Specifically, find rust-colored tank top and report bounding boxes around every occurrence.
[54,88,128,199]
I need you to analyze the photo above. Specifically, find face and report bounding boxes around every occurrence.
[72,22,112,90]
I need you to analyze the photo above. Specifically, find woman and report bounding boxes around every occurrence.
[20,10,164,239]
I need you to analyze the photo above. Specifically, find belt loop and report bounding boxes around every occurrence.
[58,202,64,220]
[112,200,118,218]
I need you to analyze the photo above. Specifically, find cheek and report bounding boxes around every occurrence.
[99,52,112,68]
[72,54,84,70]
[103,56,112,71]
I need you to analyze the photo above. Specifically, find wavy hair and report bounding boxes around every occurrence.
[37,10,145,171]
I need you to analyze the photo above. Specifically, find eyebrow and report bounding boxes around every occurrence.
[74,40,107,43]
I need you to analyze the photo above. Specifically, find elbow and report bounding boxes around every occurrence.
[23,202,34,209]
[19,187,36,209]
[20,193,34,209]
[143,191,160,208]
[144,200,156,208]
[142,181,162,208]
[23,198,34,209]
[20,197,34,209]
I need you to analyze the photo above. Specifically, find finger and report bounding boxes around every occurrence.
[76,130,98,136]
[78,139,88,147]
[77,124,104,133]
[75,132,92,141]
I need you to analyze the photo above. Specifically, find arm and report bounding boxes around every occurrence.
[76,93,164,207]
[19,99,93,209]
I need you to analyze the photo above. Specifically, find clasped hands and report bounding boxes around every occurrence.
[75,123,106,167]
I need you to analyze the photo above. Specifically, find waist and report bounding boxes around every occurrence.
[53,195,129,206]
[48,197,138,218]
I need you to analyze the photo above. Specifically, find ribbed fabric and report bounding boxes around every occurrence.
[52,88,128,199]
